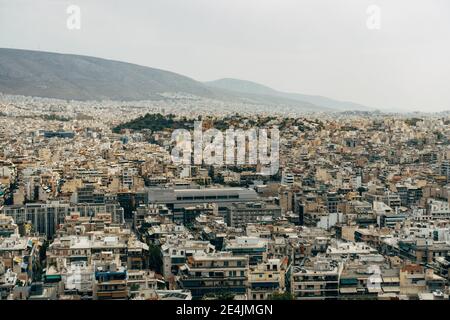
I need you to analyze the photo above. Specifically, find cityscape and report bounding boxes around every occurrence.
[1,0,450,308]
[1,92,450,301]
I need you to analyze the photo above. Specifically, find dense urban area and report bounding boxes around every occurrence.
[1,93,450,300]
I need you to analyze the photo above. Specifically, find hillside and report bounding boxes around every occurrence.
[0,48,217,101]
[0,48,368,111]
[205,78,370,111]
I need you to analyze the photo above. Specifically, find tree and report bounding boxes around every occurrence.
[148,244,163,274]
[270,292,294,300]
[203,291,235,300]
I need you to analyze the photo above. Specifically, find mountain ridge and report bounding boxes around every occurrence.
[0,48,368,111]
[205,78,371,111]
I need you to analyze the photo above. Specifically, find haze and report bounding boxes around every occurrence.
[1,0,449,112]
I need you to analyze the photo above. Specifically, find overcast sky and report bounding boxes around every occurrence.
[1,0,449,111]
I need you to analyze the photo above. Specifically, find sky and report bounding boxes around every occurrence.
[1,0,450,112]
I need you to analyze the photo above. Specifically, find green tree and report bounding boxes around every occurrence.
[270,292,295,300]
[148,244,163,274]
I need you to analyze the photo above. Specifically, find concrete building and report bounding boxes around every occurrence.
[247,258,287,300]
[291,257,342,300]
[226,202,281,228]
[179,252,248,299]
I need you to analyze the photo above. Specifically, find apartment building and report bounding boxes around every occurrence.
[247,258,287,300]
[224,236,268,265]
[226,202,281,228]
[178,252,248,299]
[1,201,124,238]
[92,252,128,300]
[291,257,342,300]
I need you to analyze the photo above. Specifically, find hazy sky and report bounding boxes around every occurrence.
[1,0,450,111]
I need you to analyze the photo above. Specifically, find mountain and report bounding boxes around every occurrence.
[205,78,280,96]
[0,48,218,101]
[205,78,370,111]
[0,48,368,111]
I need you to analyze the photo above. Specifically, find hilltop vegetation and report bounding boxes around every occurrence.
[113,113,189,133]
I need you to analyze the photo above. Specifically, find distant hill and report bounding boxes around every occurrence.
[205,78,371,111]
[0,48,218,101]
[0,48,369,112]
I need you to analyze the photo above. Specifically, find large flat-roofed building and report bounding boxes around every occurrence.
[145,187,259,221]
[1,201,124,239]
[42,131,75,139]
[147,187,258,205]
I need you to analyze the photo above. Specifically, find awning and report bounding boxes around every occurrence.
[382,286,400,293]
[382,277,400,283]
[340,287,358,294]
